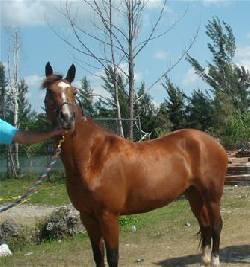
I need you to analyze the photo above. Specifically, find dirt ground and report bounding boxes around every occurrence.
[116,186,250,267]
[89,199,250,267]
[0,186,250,267]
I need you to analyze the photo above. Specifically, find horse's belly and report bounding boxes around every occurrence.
[121,197,174,215]
[122,172,189,215]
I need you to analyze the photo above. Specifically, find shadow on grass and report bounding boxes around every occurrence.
[154,244,250,266]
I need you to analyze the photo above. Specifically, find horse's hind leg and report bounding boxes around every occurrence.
[206,199,223,267]
[185,186,212,267]
[80,213,105,267]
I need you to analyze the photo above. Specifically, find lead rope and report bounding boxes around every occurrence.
[0,136,65,213]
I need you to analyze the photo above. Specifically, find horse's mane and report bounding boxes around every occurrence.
[42,74,63,89]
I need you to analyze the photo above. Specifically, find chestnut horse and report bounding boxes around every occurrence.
[43,62,228,267]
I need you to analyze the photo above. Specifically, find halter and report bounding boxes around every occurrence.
[45,86,85,116]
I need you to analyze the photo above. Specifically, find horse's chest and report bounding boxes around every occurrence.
[65,179,99,213]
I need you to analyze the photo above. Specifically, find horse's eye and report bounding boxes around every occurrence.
[72,88,77,95]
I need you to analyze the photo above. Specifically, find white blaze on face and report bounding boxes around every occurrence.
[58,81,71,117]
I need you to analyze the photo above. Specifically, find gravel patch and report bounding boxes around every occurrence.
[0,204,79,226]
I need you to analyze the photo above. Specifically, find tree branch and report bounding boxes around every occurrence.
[65,2,108,69]
[147,25,200,91]
[134,0,168,58]
[134,5,188,57]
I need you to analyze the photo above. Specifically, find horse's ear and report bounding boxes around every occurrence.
[66,64,76,83]
[45,62,53,77]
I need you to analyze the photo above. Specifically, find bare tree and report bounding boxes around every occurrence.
[6,30,21,176]
[53,0,195,139]
[108,0,124,136]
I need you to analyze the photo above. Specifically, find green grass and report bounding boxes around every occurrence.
[1,181,250,266]
[0,173,70,206]
[0,233,90,267]
[0,199,191,267]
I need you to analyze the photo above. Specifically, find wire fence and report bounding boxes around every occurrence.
[0,118,147,177]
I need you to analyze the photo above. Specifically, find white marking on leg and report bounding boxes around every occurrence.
[211,254,220,267]
[201,245,211,267]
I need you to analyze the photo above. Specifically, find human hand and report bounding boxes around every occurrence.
[52,128,68,136]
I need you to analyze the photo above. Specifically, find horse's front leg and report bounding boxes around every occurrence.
[80,213,105,267]
[99,211,119,267]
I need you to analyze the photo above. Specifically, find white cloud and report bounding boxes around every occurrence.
[154,50,168,60]
[25,74,43,89]
[146,0,165,9]
[182,68,199,86]
[201,0,229,7]
[236,46,250,71]
[0,0,170,28]
[0,0,89,27]
[25,74,45,112]
[246,32,250,39]
[1,1,47,27]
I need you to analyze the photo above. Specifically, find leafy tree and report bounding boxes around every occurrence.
[187,17,250,134]
[222,111,250,148]
[78,77,95,117]
[135,82,158,138]
[186,89,214,131]
[154,102,172,137]
[162,78,187,131]
[95,66,129,119]
[0,62,8,119]
[17,79,35,129]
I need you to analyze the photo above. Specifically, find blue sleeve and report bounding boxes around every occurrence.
[0,119,18,145]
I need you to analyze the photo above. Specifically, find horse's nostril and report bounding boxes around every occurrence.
[60,112,70,121]
[60,112,66,121]
[60,111,75,123]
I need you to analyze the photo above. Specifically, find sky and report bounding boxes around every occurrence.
[1,0,250,112]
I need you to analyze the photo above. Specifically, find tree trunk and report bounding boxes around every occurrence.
[128,0,135,140]
[114,68,124,137]
[109,0,124,137]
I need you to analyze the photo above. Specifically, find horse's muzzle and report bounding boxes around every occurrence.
[58,110,75,130]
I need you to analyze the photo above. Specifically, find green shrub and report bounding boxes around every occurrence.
[119,215,140,229]
[221,112,250,148]
[0,219,31,250]
[36,207,80,243]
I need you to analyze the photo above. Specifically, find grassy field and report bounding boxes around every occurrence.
[0,177,250,266]
[0,173,70,206]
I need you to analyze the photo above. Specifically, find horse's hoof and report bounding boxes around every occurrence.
[200,261,211,267]
[201,246,211,267]
[211,254,220,267]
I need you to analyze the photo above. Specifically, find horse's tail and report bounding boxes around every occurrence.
[196,230,202,249]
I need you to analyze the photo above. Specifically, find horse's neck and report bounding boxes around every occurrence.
[61,116,105,170]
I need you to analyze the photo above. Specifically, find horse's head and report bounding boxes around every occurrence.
[43,62,77,131]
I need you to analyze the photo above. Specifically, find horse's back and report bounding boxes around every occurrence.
[136,128,228,190]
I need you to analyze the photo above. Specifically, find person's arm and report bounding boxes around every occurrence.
[13,128,66,144]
